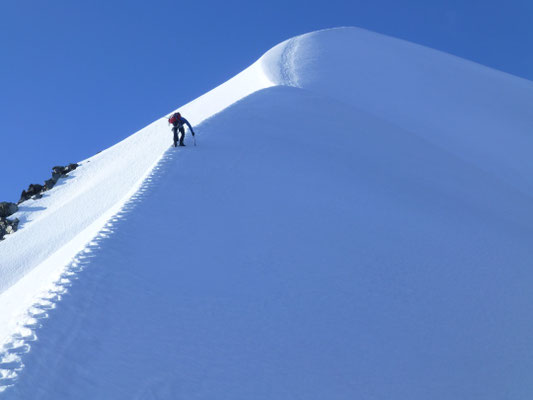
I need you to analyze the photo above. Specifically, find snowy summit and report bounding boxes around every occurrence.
[1,27,533,399]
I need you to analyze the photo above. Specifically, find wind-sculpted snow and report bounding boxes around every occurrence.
[1,27,533,397]
[266,28,533,195]
[0,156,168,394]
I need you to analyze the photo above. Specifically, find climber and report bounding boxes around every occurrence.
[168,112,195,147]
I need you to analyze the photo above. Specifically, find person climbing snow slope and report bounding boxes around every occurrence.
[168,112,195,147]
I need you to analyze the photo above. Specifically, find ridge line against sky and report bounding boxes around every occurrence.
[1,0,532,201]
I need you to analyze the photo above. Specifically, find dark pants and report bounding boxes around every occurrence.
[172,126,185,146]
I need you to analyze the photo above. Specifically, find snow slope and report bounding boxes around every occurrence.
[2,27,533,398]
[0,54,276,344]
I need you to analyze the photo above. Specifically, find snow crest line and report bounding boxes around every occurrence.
[279,37,301,87]
[0,149,179,394]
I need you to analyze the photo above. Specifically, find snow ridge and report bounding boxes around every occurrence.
[0,36,287,385]
[0,43,277,349]
[1,26,533,397]
[0,150,177,393]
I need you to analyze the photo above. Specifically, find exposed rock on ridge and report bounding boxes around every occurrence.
[1,163,79,240]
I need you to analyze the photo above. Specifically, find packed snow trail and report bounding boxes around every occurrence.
[1,27,533,398]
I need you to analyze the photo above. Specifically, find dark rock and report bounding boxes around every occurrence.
[0,202,18,218]
[51,163,78,180]
[44,178,56,191]
[52,166,66,175]
[26,183,44,198]
[28,184,43,196]
[65,163,79,173]
[18,189,29,204]
[5,218,19,234]
[0,217,18,240]
[6,161,80,239]
[18,184,44,204]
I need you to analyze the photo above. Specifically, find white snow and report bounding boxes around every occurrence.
[0,56,277,346]
[1,27,533,398]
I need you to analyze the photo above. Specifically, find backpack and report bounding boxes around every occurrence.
[169,113,178,125]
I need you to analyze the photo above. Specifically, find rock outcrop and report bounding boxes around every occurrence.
[19,184,44,204]
[0,202,18,218]
[18,163,79,204]
[1,162,79,241]
[0,217,19,240]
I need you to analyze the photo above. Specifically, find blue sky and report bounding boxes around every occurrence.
[1,0,532,201]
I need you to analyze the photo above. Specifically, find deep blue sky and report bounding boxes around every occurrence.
[1,0,532,201]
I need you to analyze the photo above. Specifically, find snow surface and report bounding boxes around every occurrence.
[1,27,533,398]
